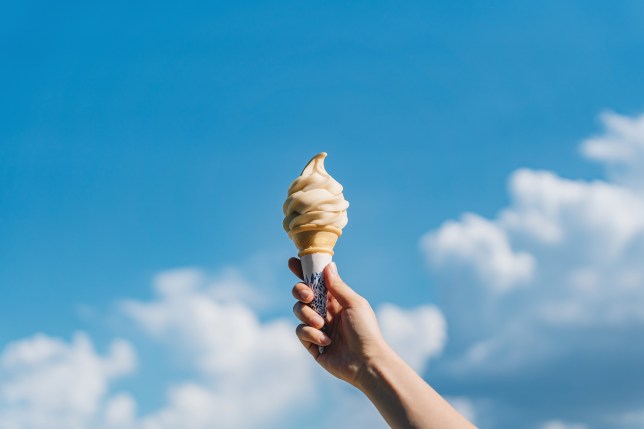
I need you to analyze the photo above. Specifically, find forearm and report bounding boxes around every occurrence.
[357,345,476,429]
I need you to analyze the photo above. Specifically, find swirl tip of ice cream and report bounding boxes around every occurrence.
[283,152,349,238]
[298,152,327,178]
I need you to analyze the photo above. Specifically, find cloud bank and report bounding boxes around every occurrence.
[1,266,447,429]
[0,333,135,429]
[421,111,644,428]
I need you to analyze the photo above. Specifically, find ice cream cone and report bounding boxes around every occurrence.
[288,224,342,257]
[283,152,348,354]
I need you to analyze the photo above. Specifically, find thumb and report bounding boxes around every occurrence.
[324,263,363,308]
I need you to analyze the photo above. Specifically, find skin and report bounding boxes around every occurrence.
[289,257,477,429]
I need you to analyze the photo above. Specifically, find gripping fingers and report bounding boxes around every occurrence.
[298,337,320,359]
[291,282,313,303]
[296,324,331,347]
[293,302,325,329]
[288,257,304,280]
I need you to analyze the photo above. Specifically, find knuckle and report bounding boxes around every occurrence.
[306,312,320,327]
[356,296,370,308]
[310,318,324,330]
[304,309,321,327]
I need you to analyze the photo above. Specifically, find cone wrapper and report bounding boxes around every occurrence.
[301,253,332,353]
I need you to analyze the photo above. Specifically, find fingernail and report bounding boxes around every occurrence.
[299,289,311,300]
[329,262,338,275]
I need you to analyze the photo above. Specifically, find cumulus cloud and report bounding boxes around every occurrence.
[120,268,316,429]
[0,333,136,429]
[103,394,137,428]
[421,111,644,428]
[0,261,450,429]
[378,304,447,373]
[580,111,644,188]
[422,213,535,291]
[501,169,644,258]
[122,268,449,429]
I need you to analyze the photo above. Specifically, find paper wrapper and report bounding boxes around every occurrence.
[300,252,332,353]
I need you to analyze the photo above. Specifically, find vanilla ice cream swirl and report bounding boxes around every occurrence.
[283,152,349,234]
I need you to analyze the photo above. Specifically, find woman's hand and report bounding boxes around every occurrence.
[289,258,388,388]
[289,257,476,428]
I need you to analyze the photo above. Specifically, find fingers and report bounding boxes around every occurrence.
[324,262,365,309]
[296,323,331,347]
[291,282,313,303]
[297,337,320,360]
[293,301,325,329]
[291,257,335,358]
[288,257,304,280]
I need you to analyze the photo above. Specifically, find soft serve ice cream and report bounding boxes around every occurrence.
[283,152,349,237]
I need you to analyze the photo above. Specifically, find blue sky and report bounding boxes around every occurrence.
[2,1,644,428]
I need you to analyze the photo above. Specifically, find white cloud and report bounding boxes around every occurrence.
[0,260,450,429]
[121,267,317,429]
[580,111,644,188]
[122,268,449,429]
[424,112,644,331]
[103,394,136,428]
[581,111,644,163]
[501,169,644,257]
[378,304,447,373]
[421,111,644,428]
[421,213,535,291]
[0,332,136,429]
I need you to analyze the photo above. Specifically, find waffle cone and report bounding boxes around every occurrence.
[289,225,342,257]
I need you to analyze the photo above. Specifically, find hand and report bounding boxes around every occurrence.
[289,257,387,388]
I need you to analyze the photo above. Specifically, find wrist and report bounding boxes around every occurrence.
[355,341,399,393]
